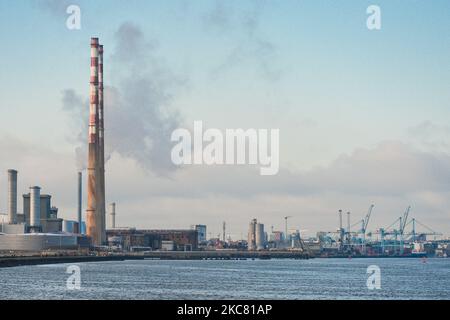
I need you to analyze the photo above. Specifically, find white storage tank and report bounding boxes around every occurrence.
[29,186,41,232]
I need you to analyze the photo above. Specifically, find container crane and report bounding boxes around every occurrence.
[399,206,411,254]
[360,204,374,253]
[375,206,411,255]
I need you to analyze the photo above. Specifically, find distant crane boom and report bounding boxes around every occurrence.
[400,206,410,235]
[363,204,375,233]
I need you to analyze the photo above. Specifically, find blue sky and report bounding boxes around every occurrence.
[0,1,449,237]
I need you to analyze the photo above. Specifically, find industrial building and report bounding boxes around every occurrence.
[0,169,89,252]
[192,224,207,243]
[106,228,198,251]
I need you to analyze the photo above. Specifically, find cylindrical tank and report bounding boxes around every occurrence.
[7,170,18,224]
[30,186,41,231]
[255,223,265,250]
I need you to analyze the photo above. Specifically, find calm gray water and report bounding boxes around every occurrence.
[0,258,449,300]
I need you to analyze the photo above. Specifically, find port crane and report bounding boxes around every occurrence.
[359,204,374,253]
[375,206,443,254]
[376,206,410,254]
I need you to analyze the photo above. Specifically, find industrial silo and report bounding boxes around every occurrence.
[29,186,41,233]
[255,223,265,250]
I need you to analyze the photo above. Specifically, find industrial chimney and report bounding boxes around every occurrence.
[110,202,116,229]
[29,186,41,233]
[98,44,106,243]
[86,37,101,245]
[7,169,17,224]
[222,221,226,242]
[86,37,107,245]
[78,171,82,234]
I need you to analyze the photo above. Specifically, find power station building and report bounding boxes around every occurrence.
[0,169,89,252]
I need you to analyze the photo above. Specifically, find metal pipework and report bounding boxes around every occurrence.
[86,37,100,245]
[7,169,17,224]
[29,186,41,232]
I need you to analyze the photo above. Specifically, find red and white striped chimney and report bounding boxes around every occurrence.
[98,44,106,243]
[86,37,100,245]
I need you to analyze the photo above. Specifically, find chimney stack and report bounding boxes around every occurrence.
[222,221,226,242]
[7,169,17,224]
[29,186,41,232]
[98,44,106,243]
[110,202,116,229]
[78,171,82,233]
[86,37,101,245]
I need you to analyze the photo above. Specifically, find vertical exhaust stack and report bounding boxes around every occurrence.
[29,186,41,233]
[77,171,82,234]
[7,170,18,224]
[110,202,116,229]
[86,37,100,245]
[222,221,226,242]
[98,44,106,244]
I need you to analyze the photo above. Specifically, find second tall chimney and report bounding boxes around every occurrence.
[98,44,106,243]
[86,37,100,245]
[7,169,18,224]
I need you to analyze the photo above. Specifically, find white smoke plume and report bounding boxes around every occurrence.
[62,22,186,175]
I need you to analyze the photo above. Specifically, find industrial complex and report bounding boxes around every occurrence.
[0,37,449,261]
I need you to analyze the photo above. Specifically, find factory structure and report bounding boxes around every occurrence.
[0,170,90,251]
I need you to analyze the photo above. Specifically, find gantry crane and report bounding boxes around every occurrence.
[360,204,374,253]
[376,206,411,254]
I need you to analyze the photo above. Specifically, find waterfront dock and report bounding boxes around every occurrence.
[0,250,310,268]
